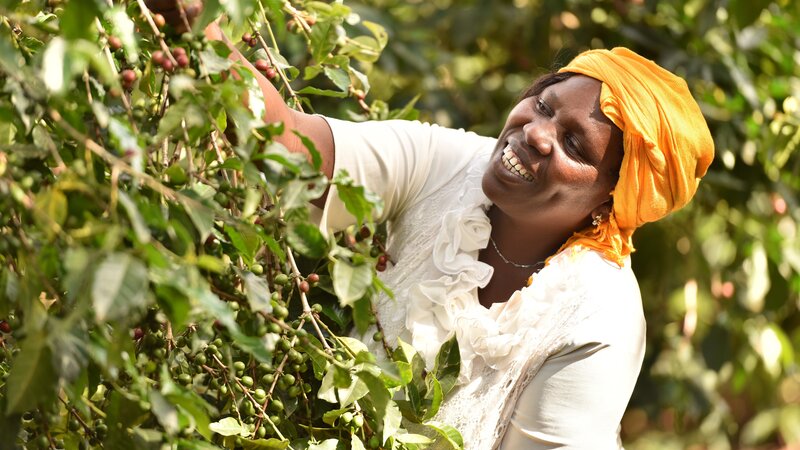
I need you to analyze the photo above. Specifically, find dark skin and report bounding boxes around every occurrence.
[148,2,624,308]
[478,76,623,307]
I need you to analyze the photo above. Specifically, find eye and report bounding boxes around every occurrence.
[564,134,585,160]
[535,97,552,117]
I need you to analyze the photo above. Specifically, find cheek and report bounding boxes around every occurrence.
[553,164,609,202]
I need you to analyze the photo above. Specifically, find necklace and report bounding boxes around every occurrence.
[489,237,545,270]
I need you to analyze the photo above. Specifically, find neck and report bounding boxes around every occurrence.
[485,205,571,266]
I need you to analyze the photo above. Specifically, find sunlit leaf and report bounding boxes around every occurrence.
[424,421,464,449]
[4,331,57,414]
[91,252,149,322]
[209,416,250,437]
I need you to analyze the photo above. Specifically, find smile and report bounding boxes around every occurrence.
[501,146,533,182]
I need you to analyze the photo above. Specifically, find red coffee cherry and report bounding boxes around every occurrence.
[161,59,174,72]
[265,67,277,80]
[133,327,144,340]
[254,59,269,72]
[108,35,122,51]
[121,69,137,84]
[242,33,252,44]
[299,281,310,293]
[307,273,320,283]
[151,50,165,65]
[153,13,166,28]
[0,320,11,334]
[176,54,190,68]
[172,47,187,58]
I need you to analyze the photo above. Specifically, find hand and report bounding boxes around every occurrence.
[144,0,203,33]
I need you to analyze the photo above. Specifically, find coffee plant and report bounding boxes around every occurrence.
[0,0,462,448]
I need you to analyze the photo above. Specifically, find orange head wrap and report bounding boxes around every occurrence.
[556,47,715,266]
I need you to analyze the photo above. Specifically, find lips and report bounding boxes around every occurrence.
[501,145,533,182]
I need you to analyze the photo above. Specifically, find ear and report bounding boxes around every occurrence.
[589,199,614,225]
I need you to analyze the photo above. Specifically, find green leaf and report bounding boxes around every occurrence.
[322,407,349,425]
[382,401,403,444]
[340,36,382,63]
[239,439,290,449]
[4,331,57,414]
[382,360,412,387]
[424,421,464,450]
[432,334,460,396]
[362,21,388,51]
[105,390,147,448]
[33,187,67,237]
[219,0,256,28]
[118,191,151,243]
[279,178,326,210]
[395,433,433,445]
[352,296,373,335]
[333,171,383,224]
[189,284,272,362]
[351,435,367,450]
[422,376,442,421]
[199,42,233,76]
[107,6,138,63]
[41,37,72,93]
[292,129,323,171]
[240,270,272,312]
[286,222,327,259]
[180,185,216,242]
[91,252,149,322]
[308,439,339,450]
[332,259,373,307]
[209,416,250,437]
[296,86,348,98]
[150,391,179,435]
[163,381,216,441]
[323,66,351,93]
[224,224,261,264]
[297,335,329,379]
[59,0,101,40]
[310,21,337,63]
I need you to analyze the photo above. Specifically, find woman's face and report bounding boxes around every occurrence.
[482,75,623,232]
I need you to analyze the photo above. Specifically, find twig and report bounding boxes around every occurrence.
[249,17,304,112]
[58,394,98,441]
[134,0,178,67]
[285,247,331,351]
[94,18,139,132]
[48,109,207,214]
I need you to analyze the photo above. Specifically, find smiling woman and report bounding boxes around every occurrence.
[185,8,712,448]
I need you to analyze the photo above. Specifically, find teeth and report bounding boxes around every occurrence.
[501,146,533,181]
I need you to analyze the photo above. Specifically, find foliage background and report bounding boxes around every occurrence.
[0,0,798,448]
[304,0,798,448]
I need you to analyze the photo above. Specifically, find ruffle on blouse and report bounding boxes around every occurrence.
[403,157,582,383]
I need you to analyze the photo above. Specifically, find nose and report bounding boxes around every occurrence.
[523,119,555,156]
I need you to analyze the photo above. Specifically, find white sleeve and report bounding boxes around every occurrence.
[499,290,646,449]
[312,117,495,232]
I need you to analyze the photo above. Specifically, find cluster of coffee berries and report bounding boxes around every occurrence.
[253,58,277,80]
[151,45,190,73]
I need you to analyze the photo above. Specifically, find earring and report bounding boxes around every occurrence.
[592,214,602,226]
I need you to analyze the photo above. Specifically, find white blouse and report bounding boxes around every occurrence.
[311,118,646,449]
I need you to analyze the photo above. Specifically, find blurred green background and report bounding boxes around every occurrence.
[289,0,800,448]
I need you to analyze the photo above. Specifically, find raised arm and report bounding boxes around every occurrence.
[203,22,335,206]
[145,0,335,207]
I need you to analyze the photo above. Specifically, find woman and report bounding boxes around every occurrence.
[150,3,714,447]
